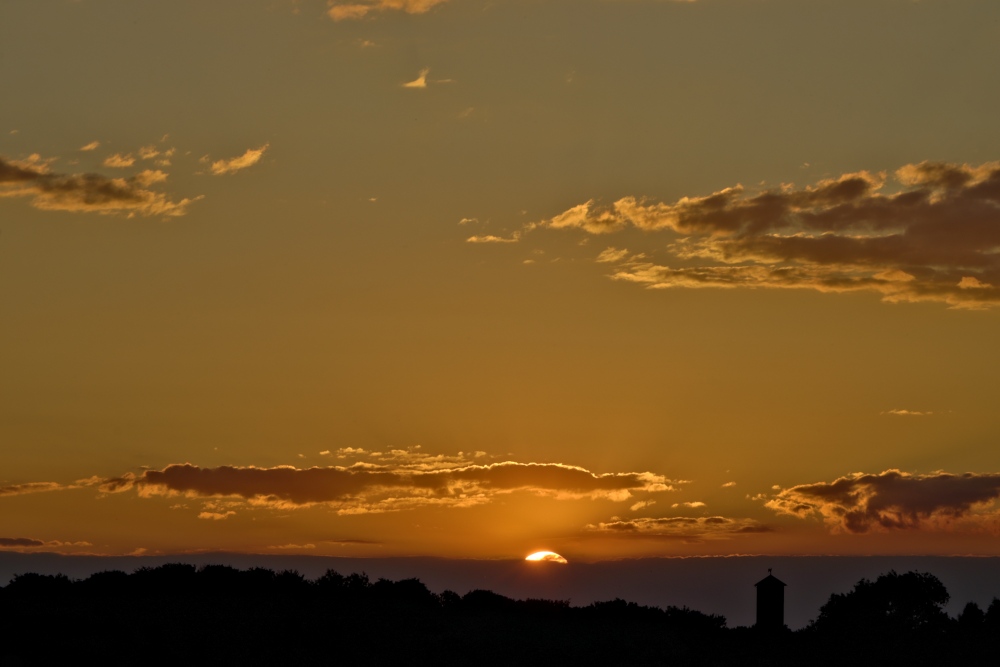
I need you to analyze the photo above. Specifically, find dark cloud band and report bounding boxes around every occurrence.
[101,461,674,513]
[766,470,1000,533]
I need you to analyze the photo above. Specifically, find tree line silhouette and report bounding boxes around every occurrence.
[1,565,998,666]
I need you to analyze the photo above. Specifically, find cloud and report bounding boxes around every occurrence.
[102,153,135,168]
[596,247,631,263]
[361,447,489,471]
[882,409,932,416]
[80,141,100,152]
[0,481,67,497]
[0,537,92,550]
[197,511,236,520]
[506,161,1000,309]
[0,537,44,548]
[722,481,737,488]
[630,500,656,511]
[322,538,380,546]
[765,470,1000,533]
[8,154,57,173]
[403,68,430,89]
[137,145,160,160]
[334,447,367,457]
[0,155,199,217]
[588,516,770,540]
[466,233,520,244]
[327,0,448,21]
[134,169,168,186]
[671,501,706,508]
[209,145,269,176]
[99,459,676,514]
[269,543,317,550]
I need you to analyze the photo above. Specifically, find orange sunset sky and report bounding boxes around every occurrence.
[2,0,1000,561]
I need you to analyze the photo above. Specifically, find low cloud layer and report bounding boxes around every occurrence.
[766,470,1000,533]
[588,516,770,540]
[0,155,198,217]
[0,537,92,550]
[327,0,448,21]
[498,161,1000,309]
[101,460,674,514]
[0,537,44,548]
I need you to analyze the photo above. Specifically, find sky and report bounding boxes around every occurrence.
[2,0,1000,563]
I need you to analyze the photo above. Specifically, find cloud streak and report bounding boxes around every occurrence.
[0,155,199,217]
[587,516,770,540]
[766,470,1000,533]
[102,153,135,168]
[506,161,1000,309]
[466,233,521,244]
[0,537,92,550]
[0,482,66,497]
[327,0,448,21]
[402,68,430,89]
[209,145,269,176]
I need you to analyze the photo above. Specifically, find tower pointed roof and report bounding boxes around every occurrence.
[755,568,786,587]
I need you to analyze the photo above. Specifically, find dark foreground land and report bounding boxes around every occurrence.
[1,565,998,666]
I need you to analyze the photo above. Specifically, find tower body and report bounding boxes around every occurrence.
[755,572,786,630]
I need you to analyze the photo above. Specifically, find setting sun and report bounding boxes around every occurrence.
[525,551,568,564]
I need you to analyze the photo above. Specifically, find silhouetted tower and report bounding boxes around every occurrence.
[755,568,786,630]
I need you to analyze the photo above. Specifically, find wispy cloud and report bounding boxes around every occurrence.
[0,537,92,550]
[209,145,269,176]
[403,68,430,89]
[268,543,317,550]
[137,145,160,160]
[766,470,1000,533]
[0,481,67,497]
[1,155,199,217]
[328,0,448,21]
[102,153,135,168]
[491,161,1000,309]
[80,141,100,152]
[596,247,631,263]
[587,516,770,540]
[881,409,933,416]
[466,233,520,244]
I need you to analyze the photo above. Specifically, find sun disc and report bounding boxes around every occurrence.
[525,551,568,564]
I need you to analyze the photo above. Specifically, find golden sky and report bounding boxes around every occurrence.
[3,0,1000,561]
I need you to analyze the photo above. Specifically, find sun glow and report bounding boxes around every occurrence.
[525,551,568,564]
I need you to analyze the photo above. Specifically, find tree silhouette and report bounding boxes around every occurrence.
[811,570,949,635]
[807,570,952,666]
